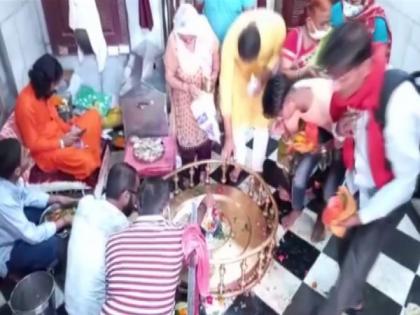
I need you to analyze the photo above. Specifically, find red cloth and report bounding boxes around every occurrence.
[182,224,210,315]
[124,137,176,177]
[351,1,392,58]
[330,44,393,188]
[139,0,153,30]
[282,27,318,69]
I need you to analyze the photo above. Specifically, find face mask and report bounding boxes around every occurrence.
[307,20,331,41]
[343,1,364,18]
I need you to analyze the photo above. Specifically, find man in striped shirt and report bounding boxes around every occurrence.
[101,178,185,315]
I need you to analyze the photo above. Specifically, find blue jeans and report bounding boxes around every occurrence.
[6,207,59,276]
[292,153,345,211]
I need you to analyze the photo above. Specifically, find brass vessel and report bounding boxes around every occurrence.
[164,160,279,297]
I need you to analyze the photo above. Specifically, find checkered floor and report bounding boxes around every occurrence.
[0,136,419,315]
[203,136,420,315]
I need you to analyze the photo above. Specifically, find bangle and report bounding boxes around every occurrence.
[59,139,65,149]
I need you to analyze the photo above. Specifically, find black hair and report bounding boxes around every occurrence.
[28,54,63,99]
[105,163,138,200]
[0,138,21,180]
[262,74,294,118]
[318,21,372,75]
[138,178,170,216]
[238,23,261,61]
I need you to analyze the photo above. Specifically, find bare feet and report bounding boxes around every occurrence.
[311,215,326,243]
[229,167,241,183]
[281,209,301,229]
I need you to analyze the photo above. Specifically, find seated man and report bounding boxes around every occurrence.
[65,163,139,315]
[101,179,187,315]
[0,138,74,278]
[15,54,102,180]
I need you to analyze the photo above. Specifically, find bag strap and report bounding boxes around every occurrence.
[375,69,410,127]
[410,71,420,93]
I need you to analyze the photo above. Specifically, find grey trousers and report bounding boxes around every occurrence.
[317,205,407,315]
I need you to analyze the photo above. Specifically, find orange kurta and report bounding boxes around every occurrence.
[15,85,102,180]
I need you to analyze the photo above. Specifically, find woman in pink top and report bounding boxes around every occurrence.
[164,4,220,180]
[262,74,345,242]
[282,0,332,80]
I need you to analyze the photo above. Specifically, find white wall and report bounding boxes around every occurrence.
[0,0,47,91]
[377,0,420,72]
[125,0,164,50]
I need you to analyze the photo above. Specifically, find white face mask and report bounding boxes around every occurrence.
[307,20,331,41]
[343,1,364,18]
[308,26,331,40]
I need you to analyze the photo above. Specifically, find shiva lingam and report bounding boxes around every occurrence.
[164,160,279,298]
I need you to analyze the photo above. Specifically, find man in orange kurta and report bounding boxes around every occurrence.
[15,79,102,180]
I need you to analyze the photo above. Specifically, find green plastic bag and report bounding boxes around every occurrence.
[73,85,111,117]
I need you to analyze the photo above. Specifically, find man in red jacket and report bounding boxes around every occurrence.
[315,22,420,315]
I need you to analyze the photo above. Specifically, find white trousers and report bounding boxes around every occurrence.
[232,127,269,172]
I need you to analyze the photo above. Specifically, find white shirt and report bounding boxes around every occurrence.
[65,195,129,315]
[0,178,54,277]
[354,82,420,224]
[353,111,375,189]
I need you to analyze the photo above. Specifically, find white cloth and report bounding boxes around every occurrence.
[69,0,108,72]
[356,82,420,224]
[191,92,221,143]
[0,179,53,277]
[233,127,269,172]
[353,111,375,189]
[173,3,215,77]
[65,195,129,315]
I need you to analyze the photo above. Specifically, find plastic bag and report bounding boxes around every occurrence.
[73,85,112,117]
[190,92,221,144]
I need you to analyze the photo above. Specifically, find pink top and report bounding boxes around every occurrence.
[282,27,318,70]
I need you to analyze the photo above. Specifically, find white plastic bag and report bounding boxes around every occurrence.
[247,74,261,96]
[191,92,221,144]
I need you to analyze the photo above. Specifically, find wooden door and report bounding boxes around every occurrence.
[42,0,129,56]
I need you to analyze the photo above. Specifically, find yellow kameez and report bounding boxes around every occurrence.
[220,9,286,129]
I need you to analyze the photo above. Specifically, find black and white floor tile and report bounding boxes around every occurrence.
[0,135,419,315]
[203,135,420,315]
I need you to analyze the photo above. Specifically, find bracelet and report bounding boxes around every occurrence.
[59,139,65,149]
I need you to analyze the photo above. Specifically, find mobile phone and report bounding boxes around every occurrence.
[78,128,86,136]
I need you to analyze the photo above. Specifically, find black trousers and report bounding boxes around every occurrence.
[317,205,407,315]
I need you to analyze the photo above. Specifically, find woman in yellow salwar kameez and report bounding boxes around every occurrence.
[220,9,286,180]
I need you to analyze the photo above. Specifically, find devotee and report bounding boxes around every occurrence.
[196,0,256,42]
[164,4,219,178]
[315,22,420,315]
[101,178,186,315]
[282,0,332,80]
[262,74,345,241]
[15,54,102,180]
[0,138,75,278]
[331,0,391,49]
[65,162,139,315]
[220,9,286,181]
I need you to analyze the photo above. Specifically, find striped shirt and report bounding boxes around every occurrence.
[101,215,185,315]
